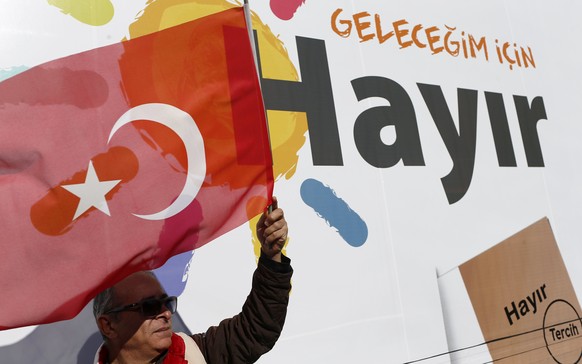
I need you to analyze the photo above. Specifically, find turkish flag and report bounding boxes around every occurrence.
[0,7,273,329]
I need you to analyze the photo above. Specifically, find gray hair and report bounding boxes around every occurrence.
[93,286,116,319]
[93,286,117,341]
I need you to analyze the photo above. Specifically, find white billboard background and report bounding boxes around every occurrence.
[1,1,581,363]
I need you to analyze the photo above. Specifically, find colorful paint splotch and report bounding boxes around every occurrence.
[300,178,368,247]
[154,250,195,297]
[0,66,29,82]
[270,0,306,21]
[47,0,114,26]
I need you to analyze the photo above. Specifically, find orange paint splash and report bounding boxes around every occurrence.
[30,146,139,236]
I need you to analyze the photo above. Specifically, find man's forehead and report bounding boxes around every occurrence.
[113,271,165,302]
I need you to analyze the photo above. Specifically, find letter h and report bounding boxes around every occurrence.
[504,302,520,326]
[254,33,343,166]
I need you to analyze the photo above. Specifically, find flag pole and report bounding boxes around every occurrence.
[242,0,275,210]
[243,0,259,76]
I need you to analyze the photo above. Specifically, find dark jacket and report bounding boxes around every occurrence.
[191,254,293,364]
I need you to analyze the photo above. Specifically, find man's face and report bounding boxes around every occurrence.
[108,272,173,358]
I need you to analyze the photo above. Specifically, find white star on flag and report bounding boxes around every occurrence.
[61,161,122,220]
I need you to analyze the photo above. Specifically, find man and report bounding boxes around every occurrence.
[92,197,292,363]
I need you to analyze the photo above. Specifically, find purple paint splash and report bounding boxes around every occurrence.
[270,0,306,20]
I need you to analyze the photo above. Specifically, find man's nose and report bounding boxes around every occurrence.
[158,306,172,320]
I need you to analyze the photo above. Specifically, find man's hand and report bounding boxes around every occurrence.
[256,196,288,263]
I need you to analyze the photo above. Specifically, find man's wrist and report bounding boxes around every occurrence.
[270,252,282,263]
[259,251,292,274]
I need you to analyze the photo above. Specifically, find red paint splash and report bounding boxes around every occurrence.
[270,0,305,20]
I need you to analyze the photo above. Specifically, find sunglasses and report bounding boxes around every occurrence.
[104,296,178,317]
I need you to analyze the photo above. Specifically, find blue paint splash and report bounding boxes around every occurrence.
[0,66,28,82]
[154,250,194,297]
[300,178,368,247]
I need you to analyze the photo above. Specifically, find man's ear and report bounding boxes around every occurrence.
[97,315,118,340]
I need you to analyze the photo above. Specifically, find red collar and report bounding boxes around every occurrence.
[97,333,188,364]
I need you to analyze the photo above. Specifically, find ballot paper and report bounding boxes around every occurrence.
[438,218,582,364]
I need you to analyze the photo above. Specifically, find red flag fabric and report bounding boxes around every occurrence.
[0,7,273,329]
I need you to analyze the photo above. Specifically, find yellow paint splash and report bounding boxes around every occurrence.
[48,0,114,26]
[129,0,305,262]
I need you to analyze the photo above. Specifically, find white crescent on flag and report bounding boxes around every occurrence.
[108,103,207,221]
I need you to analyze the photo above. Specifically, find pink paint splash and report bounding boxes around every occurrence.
[270,0,306,20]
